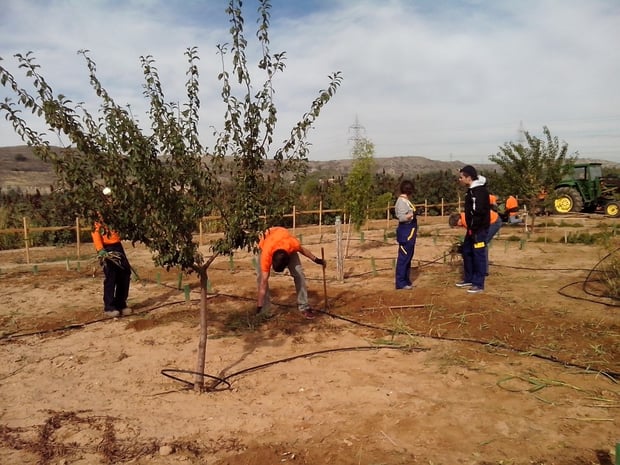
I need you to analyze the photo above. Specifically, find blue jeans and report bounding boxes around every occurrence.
[462,228,488,289]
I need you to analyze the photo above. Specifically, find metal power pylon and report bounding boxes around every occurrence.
[348,115,366,148]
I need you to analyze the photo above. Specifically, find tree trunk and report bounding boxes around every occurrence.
[194,268,208,392]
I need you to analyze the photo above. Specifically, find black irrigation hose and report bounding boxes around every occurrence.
[161,345,428,392]
[317,308,620,381]
[4,250,618,386]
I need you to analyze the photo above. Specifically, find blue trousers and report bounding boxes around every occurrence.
[395,221,417,289]
[462,228,488,289]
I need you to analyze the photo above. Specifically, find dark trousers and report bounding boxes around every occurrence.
[462,228,488,289]
[395,221,417,289]
[101,243,131,311]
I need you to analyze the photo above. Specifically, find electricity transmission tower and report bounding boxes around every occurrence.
[348,115,366,154]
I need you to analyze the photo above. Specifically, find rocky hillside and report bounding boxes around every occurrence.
[0,145,496,193]
[1,145,617,193]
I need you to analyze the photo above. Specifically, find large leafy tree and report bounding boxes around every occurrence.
[0,0,341,391]
[489,126,576,216]
[345,138,376,229]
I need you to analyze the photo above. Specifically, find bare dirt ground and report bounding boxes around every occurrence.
[0,216,618,465]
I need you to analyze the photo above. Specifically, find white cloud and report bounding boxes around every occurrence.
[1,0,619,163]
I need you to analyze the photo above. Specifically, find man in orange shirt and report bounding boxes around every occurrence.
[503,195,521,224]
[92,188,132,317]
[256,226,326,319]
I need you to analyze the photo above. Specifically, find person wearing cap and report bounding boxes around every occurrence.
[394,179,418,290]
[256,226,326,320]
[92,187,132,317]
[456,165,490,293]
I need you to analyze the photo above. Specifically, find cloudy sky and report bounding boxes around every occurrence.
[1,0,619,163]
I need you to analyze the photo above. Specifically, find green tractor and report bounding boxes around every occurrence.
[552,162,620,217]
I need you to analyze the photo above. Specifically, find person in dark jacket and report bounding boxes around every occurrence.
[455,165,490,293]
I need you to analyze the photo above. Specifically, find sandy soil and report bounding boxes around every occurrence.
[0,216,618,465]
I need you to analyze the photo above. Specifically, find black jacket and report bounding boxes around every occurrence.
[464,178,490,233]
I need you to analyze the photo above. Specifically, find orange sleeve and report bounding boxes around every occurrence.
[92,221,122,251]
[92,222,105,252]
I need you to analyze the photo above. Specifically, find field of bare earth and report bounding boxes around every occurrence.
[0,215,618,465]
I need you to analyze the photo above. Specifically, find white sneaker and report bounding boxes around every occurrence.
[455,281,472,288]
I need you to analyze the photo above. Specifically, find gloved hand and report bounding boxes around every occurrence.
[97,249,109,258]
[314,257,326,267]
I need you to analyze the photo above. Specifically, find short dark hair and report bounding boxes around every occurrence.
[460,165,478,180]
[400,180,414,196]
[272,249,290,272]
[448,212,461,227]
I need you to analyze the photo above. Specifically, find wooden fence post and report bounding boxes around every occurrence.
[292,205,296,232]
[319,200,323,236]
[335,215,344,282]
[76,217,81,260]
[23,217,30,264]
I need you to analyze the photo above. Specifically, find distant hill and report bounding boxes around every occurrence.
[1,145,618,193]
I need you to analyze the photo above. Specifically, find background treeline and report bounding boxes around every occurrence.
[0,167,505,250]
[3,165,619,251]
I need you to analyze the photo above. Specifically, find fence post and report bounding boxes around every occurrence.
[424,199,428,217]
[335,215,344,282]
[386,201,390,230]
[199,219,203,247]
[23,216,30,264]
[292,205,296,233]
[319,199,323,236]
[441,198,445,217]
[76,217,81,260]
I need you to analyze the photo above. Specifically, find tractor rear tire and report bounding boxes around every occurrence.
[553,187,584,214]
[604,201,620,218]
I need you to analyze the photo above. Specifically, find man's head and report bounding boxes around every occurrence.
[458,165,478,186]
[448,212,462,228]
[399,179,414,196]
[272,249,290,272]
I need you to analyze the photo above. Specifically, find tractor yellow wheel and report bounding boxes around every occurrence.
[605,202,620,218]
[554,196,573,214]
